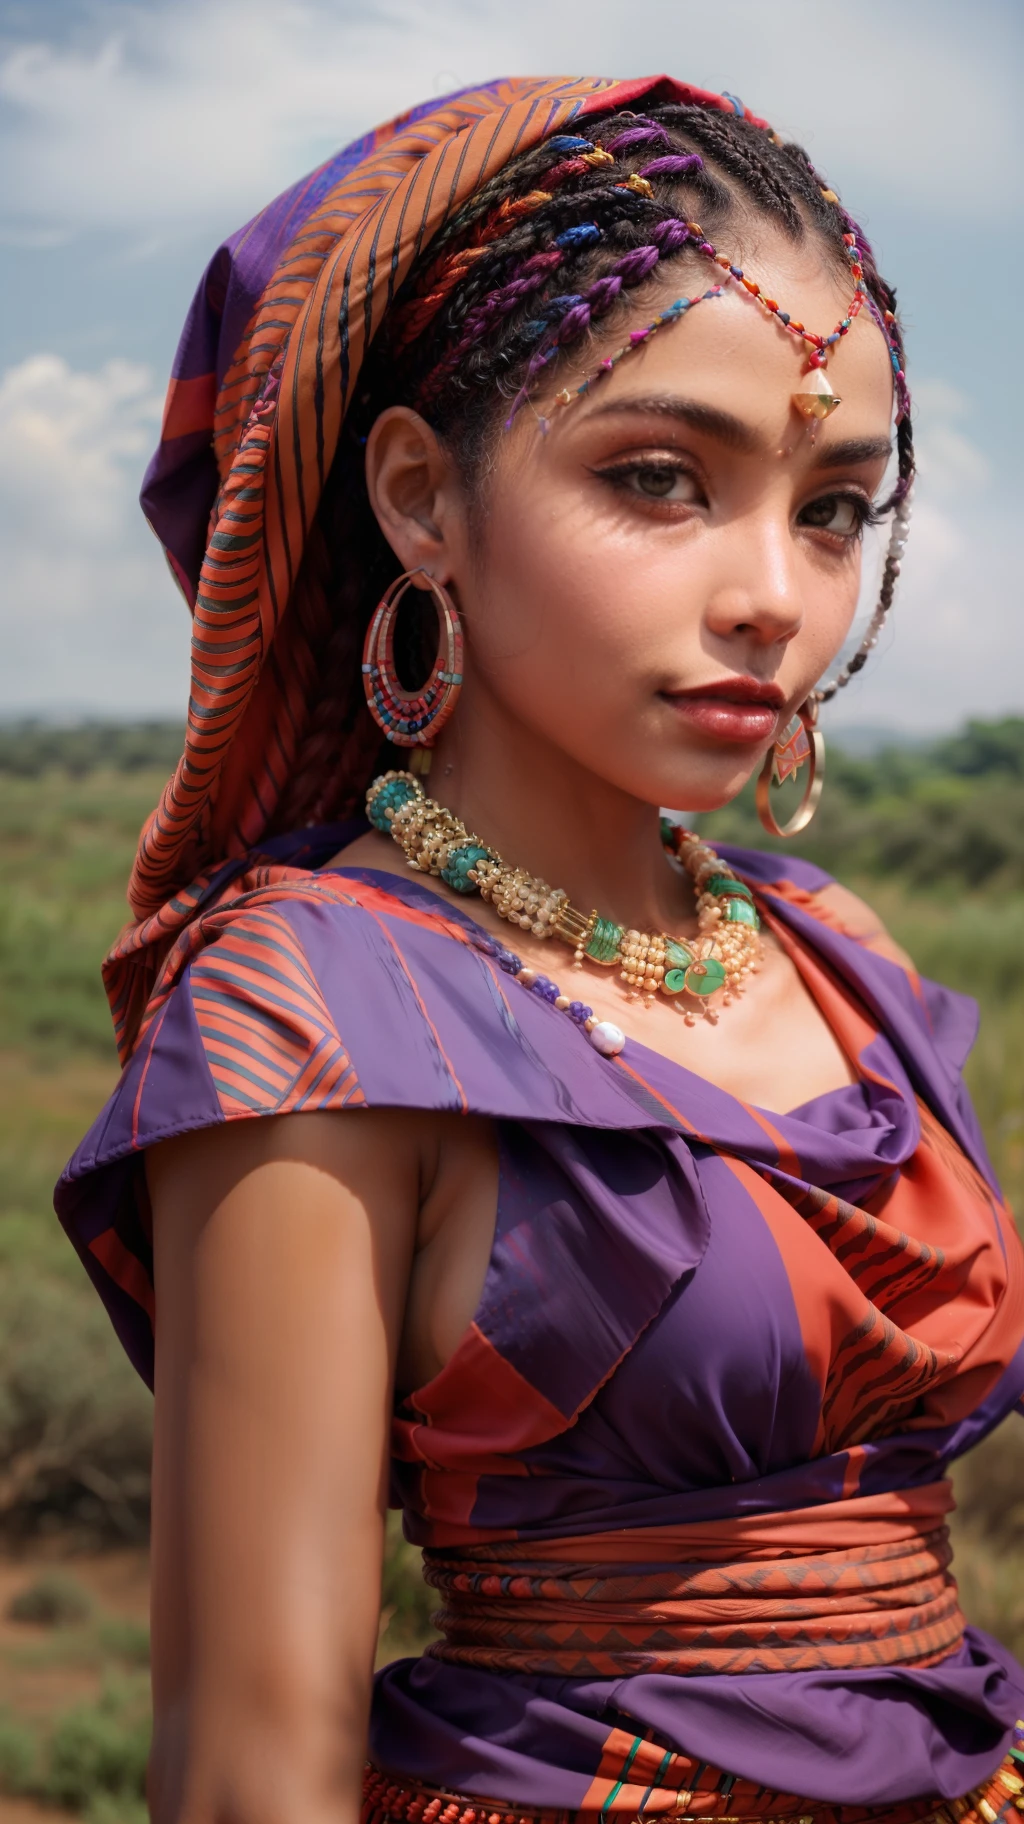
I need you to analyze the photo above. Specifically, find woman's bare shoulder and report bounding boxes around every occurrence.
[146,1103,431,1212]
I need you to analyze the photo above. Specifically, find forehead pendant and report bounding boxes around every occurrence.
[792,364,842,422]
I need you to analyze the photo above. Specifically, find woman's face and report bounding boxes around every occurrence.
[369,226,896,813]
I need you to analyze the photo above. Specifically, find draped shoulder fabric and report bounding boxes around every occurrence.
[58,840,1024,1807]
[57,76,1024,1817]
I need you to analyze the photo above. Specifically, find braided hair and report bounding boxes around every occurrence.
[275,100,913,829]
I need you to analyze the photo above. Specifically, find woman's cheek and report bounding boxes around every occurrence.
[798,549,863,670]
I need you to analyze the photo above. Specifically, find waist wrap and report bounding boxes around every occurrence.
[423,1484,966,1677]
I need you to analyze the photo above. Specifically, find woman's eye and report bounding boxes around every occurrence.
[610,464,702,503]
[798,494,867,537]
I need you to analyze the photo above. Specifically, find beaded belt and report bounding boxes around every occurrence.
[420,1486,965,1677]
[362,1734,1024,1824]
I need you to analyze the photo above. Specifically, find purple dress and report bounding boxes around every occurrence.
[56,837,1024,1810]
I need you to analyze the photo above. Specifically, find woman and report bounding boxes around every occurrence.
[57,74,1024,1824]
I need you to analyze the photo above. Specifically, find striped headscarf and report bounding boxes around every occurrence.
[111,76,770,1058]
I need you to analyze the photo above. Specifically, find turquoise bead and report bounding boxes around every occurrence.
[706,873,753,901]
[664,940,693,970]
[685,956,726,997]
[663,968,689,994]
[440,844,491,894]
[368,776,418,832]
[725,898,760,928]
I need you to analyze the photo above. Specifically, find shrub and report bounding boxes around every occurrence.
[41,1678,150,1810]
[97,1618,151,1668]
[86,1797,150,1824]
[0,1268,153,1538]
[0,1709,37,1793]
[7,1569,92,1626]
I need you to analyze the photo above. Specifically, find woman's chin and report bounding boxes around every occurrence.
[641,753,767,817]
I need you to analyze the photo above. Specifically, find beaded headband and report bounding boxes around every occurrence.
[503,195,897,431]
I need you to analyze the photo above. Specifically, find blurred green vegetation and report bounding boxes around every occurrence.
[703,715,1024,891]
[0,719,1021,1812]
[0,721,183,782]
[0,1677,149,1820]
[0,1569,150,1820]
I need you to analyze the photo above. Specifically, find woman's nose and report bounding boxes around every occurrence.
[703,516,804,647]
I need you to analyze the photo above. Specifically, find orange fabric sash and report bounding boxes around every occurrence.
[422,1484,965,1677]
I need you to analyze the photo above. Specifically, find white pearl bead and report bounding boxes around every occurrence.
[588,1020,626,1057]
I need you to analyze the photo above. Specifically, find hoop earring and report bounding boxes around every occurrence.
[756,699,825,838]
[362,569,463,751]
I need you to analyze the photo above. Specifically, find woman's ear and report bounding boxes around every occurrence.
[364,406,466,585]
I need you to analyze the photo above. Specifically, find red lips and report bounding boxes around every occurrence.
[663,676,784,744]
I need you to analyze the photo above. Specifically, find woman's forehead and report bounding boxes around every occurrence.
[539,283,895,442]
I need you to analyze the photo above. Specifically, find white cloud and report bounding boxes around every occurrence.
[0,354,189,713]
[0,0,1018,240]
[827,387,1018,735]
[0,354,159,537]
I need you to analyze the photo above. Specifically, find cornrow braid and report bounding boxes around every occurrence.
[390,136,617,353]
[391,191,558,353]
[656,104,804,233]
[422,215,698,410]
[277,98,915,830]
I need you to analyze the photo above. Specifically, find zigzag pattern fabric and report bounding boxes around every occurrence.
[423,1492,964,1676]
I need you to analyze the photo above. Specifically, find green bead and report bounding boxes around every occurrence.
[440,844,491,894]
[685,956,727,997]
[664,940,694,970]
[706,873,753,901]
[725,898,760,928]
[663,968,689,995]
[367,776,418,832]
[586,917,625,963]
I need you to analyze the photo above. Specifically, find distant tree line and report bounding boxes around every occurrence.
[0,720,185,777]
[1,715,1022,890]
[704,717,1024,891]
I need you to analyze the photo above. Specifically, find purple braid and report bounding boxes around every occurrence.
[539,220,695,347]
[420,213,698,409]
[501,220,698,423]
[601,120,672,154]
[640,155,704,179]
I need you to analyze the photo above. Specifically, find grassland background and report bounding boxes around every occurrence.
[0,719,1022,1818]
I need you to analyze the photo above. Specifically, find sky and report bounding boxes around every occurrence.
[0,0,1021,733]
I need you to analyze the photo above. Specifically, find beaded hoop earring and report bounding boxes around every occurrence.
[756,699,825,838]
[362,569,464,749]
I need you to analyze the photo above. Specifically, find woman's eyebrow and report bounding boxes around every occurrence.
[579,396,893,472]
[812,435,893,469]
[582,395,763,453]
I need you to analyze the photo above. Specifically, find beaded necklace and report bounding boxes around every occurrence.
[366,771,763,1042]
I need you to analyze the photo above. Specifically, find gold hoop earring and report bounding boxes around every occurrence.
[362,569,463,751]
[756,699,825,838]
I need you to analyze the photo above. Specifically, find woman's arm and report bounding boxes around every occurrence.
[146,1108,421,1824]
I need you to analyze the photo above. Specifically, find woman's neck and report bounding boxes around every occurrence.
[427,697,696,935]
